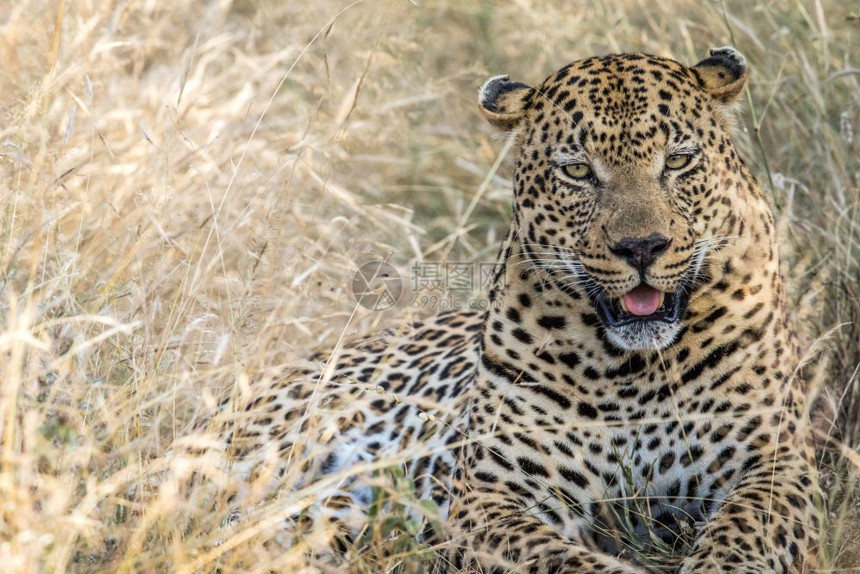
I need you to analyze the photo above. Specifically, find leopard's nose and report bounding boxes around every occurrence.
[609,233,672,271]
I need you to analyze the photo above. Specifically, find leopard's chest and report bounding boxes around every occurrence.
[496,412,746,547]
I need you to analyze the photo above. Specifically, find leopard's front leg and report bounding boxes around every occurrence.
[446,491,646,574]
[679,451,821,573]
[445,442,646,574]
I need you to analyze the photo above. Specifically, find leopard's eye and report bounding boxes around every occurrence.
[665,154,692,170]
[561,163,592,180]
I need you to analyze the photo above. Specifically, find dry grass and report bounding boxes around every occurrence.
[0,0,858,572]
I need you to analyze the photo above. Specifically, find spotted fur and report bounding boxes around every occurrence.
[222,47,821,573]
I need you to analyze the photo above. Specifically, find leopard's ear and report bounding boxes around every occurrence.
[479,75,536,130]
[692,46,749,105]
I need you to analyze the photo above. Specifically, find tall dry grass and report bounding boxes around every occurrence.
[0,0,857,571]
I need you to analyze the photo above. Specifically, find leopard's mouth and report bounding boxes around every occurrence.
[594,284,688,328]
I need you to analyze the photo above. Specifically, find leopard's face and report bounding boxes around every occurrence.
[481,51,753,351]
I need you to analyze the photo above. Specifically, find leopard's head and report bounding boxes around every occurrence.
[480,48,767,352]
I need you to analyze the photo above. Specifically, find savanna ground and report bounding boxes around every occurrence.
[1,0,858,572]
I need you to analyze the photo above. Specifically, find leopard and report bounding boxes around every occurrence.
[218,47,822,573]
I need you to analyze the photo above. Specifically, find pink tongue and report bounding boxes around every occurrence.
[622,285,662,316]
